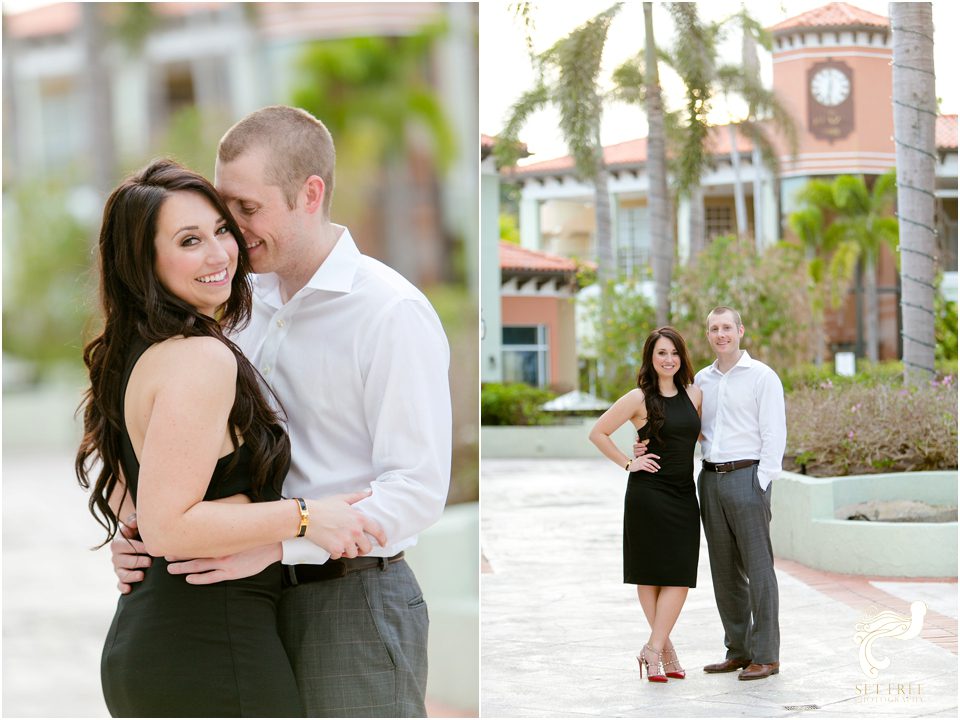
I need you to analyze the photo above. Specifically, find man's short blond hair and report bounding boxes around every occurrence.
[218,105,335,214]
[707,306,743,329]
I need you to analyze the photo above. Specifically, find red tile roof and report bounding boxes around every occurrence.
[507,115,957,179]
[508,124,755,177]
[499,242,579,273]
[937,115,958,151]
[769,2,888,34]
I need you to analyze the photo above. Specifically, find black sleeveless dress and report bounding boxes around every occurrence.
[100,339,304,718]
[623,390,701,587]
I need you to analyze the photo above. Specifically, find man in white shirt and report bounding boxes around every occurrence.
[697,306,786,681]
[112,106,451,716]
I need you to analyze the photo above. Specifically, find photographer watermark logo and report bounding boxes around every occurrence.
[853,601,926,678]
[852,602,927,705]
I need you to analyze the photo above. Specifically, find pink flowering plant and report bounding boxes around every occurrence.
[785,376,957,476]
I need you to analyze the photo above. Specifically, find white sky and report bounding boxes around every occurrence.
[479,0,958,164]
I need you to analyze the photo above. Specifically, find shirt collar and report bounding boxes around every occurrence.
[707,349,754,375]
[252,225,360,307]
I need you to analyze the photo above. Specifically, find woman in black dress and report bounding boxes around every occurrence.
[75,160,384,717]
[589,327,702,683]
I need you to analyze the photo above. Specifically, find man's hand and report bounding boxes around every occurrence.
[306,492,388,559]
[166,544,282,585]
[111,515,151,594]
[628,453,661,473]
[633,438,650,458]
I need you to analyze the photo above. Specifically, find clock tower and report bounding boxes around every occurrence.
[770,2,893,179]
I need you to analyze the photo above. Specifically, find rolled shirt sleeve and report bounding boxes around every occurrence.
[756,368,786,491]
[353,297,452,543]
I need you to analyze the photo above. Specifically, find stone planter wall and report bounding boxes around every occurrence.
[770,471,958,577]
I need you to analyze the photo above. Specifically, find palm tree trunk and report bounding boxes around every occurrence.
[688,184,705,265]
[864,255,879,362]
[593,163,615,284]
[80,3,116,195]
[644,2,672,325]
[728,123,748,238]
[752,145,763,249]
[891,2,937,384]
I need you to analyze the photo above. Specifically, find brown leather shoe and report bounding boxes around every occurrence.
[738,662,780,680]
[703,657,751,673]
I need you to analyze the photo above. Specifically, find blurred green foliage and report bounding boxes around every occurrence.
[935,293,958,364]
[481,383,557,426]
[426,285,478,504]
[580,278,657,401]
[671,234,815,372]
[781,359,958,394]
[499,214,520,245]
[2,177,97,375]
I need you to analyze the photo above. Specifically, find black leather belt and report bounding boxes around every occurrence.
[702,459,760,474]
[281,552,404,589]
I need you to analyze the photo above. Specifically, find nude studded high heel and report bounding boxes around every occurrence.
[662,642,686,679]
[637,643,668,682]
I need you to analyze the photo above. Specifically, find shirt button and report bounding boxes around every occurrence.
[262,365,271,374]
[277,319,285,328]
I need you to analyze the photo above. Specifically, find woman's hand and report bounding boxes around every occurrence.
[628,453,661,473]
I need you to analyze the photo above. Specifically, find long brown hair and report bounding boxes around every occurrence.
[75,159,290,546]
[636,326,694,442]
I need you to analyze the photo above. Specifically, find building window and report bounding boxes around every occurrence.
[617,205,650,277]
[502,325,549,387]
[705,205,734,240]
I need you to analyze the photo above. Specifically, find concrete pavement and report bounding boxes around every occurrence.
[480,459,958,718]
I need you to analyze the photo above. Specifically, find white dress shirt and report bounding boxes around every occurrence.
[234,225,452,564]
[695,350,786,491]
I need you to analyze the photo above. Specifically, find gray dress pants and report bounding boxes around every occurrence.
[278,559,429,717]
[697,464,780,664]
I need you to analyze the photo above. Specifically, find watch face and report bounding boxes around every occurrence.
[810,67,850,107]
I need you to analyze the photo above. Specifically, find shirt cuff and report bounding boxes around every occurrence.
[757,467,777,492]
[280,537,332,566]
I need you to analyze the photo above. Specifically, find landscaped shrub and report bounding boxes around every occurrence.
[781,359,958,393]
[672,235,815,373]
[480,383,556,426]
[785,377,957,476]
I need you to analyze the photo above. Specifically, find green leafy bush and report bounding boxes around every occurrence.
[481,383,556,426]
[580,278,657,400]
[672,235,815,373]
[785,377,957,476]
[782,359,958,393]
[2,177,97,374]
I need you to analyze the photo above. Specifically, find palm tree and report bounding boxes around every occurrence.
[496,4,623,286]
[791,173,899,363]
[292,29,457,285]
[788,197,830,366]
[715,11,798,244]
[643,2,671,326]
[663,3,718,264]
[891,2,937,385]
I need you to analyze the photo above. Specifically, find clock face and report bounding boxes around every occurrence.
[810,67,850,107]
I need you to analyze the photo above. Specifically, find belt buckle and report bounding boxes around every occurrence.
[716,461,735,473]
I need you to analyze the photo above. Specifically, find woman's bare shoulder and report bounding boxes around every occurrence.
[138,336,237,390]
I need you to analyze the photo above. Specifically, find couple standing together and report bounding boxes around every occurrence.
[590,309,786,683]
[75,105,452,717]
